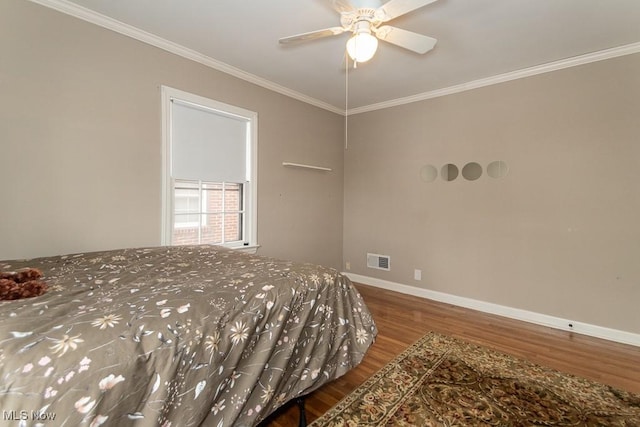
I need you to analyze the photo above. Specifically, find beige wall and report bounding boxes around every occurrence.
[3,0,639,336]
[343,53,640,334]
[0,0,344,268]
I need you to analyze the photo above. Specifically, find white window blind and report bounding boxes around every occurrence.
[161,86,258,251]
[171,100,248,183]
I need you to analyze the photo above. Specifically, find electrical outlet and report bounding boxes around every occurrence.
[345,261,351,271]
[414,269,421,281]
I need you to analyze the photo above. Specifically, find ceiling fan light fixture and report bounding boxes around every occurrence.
[346,31,378,63]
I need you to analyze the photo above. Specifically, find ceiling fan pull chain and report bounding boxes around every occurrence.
[345,49,349,150]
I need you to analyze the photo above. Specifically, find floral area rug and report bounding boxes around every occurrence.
[311,332,640,426]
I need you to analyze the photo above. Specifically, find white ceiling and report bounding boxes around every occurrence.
[41,0,640,113]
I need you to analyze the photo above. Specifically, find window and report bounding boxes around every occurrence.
[172,180,244,245]
[161,86,258,251]
[173,181,202,229]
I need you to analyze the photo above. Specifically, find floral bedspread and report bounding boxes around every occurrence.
[0,245,376,426]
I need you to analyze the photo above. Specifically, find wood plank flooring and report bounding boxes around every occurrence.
[262,283,640,426]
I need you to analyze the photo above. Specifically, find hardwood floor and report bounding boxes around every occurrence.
[262,283,640,426]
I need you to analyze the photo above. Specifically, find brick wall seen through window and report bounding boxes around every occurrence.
[172,180,243,245]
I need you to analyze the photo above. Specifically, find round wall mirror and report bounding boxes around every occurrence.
[440,163,459,181]
[487,160,509,179]
[419,164,438,182]
[462,162,483,181]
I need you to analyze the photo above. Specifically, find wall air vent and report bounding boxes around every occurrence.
[367,253,390,271]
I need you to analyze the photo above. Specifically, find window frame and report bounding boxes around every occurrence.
[161,86,258,252]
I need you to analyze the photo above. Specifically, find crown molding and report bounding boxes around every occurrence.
[26,0,640,117]
[27,0,345,115]
[349,41,640,115]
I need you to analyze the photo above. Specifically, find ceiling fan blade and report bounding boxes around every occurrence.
[279,27,346,44]
[375,25,437,54]
[376,0,439,22]
[328,0,356,14]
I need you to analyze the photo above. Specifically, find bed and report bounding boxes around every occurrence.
[0,245,376,426]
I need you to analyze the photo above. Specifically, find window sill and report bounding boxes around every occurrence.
[229,244,260,254]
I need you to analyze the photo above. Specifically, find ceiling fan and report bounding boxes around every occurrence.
[279,0,439,65]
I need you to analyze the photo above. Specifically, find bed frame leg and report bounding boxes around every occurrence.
[296,397,307,427]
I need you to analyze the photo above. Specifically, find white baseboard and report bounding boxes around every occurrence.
[344,272,640,348]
